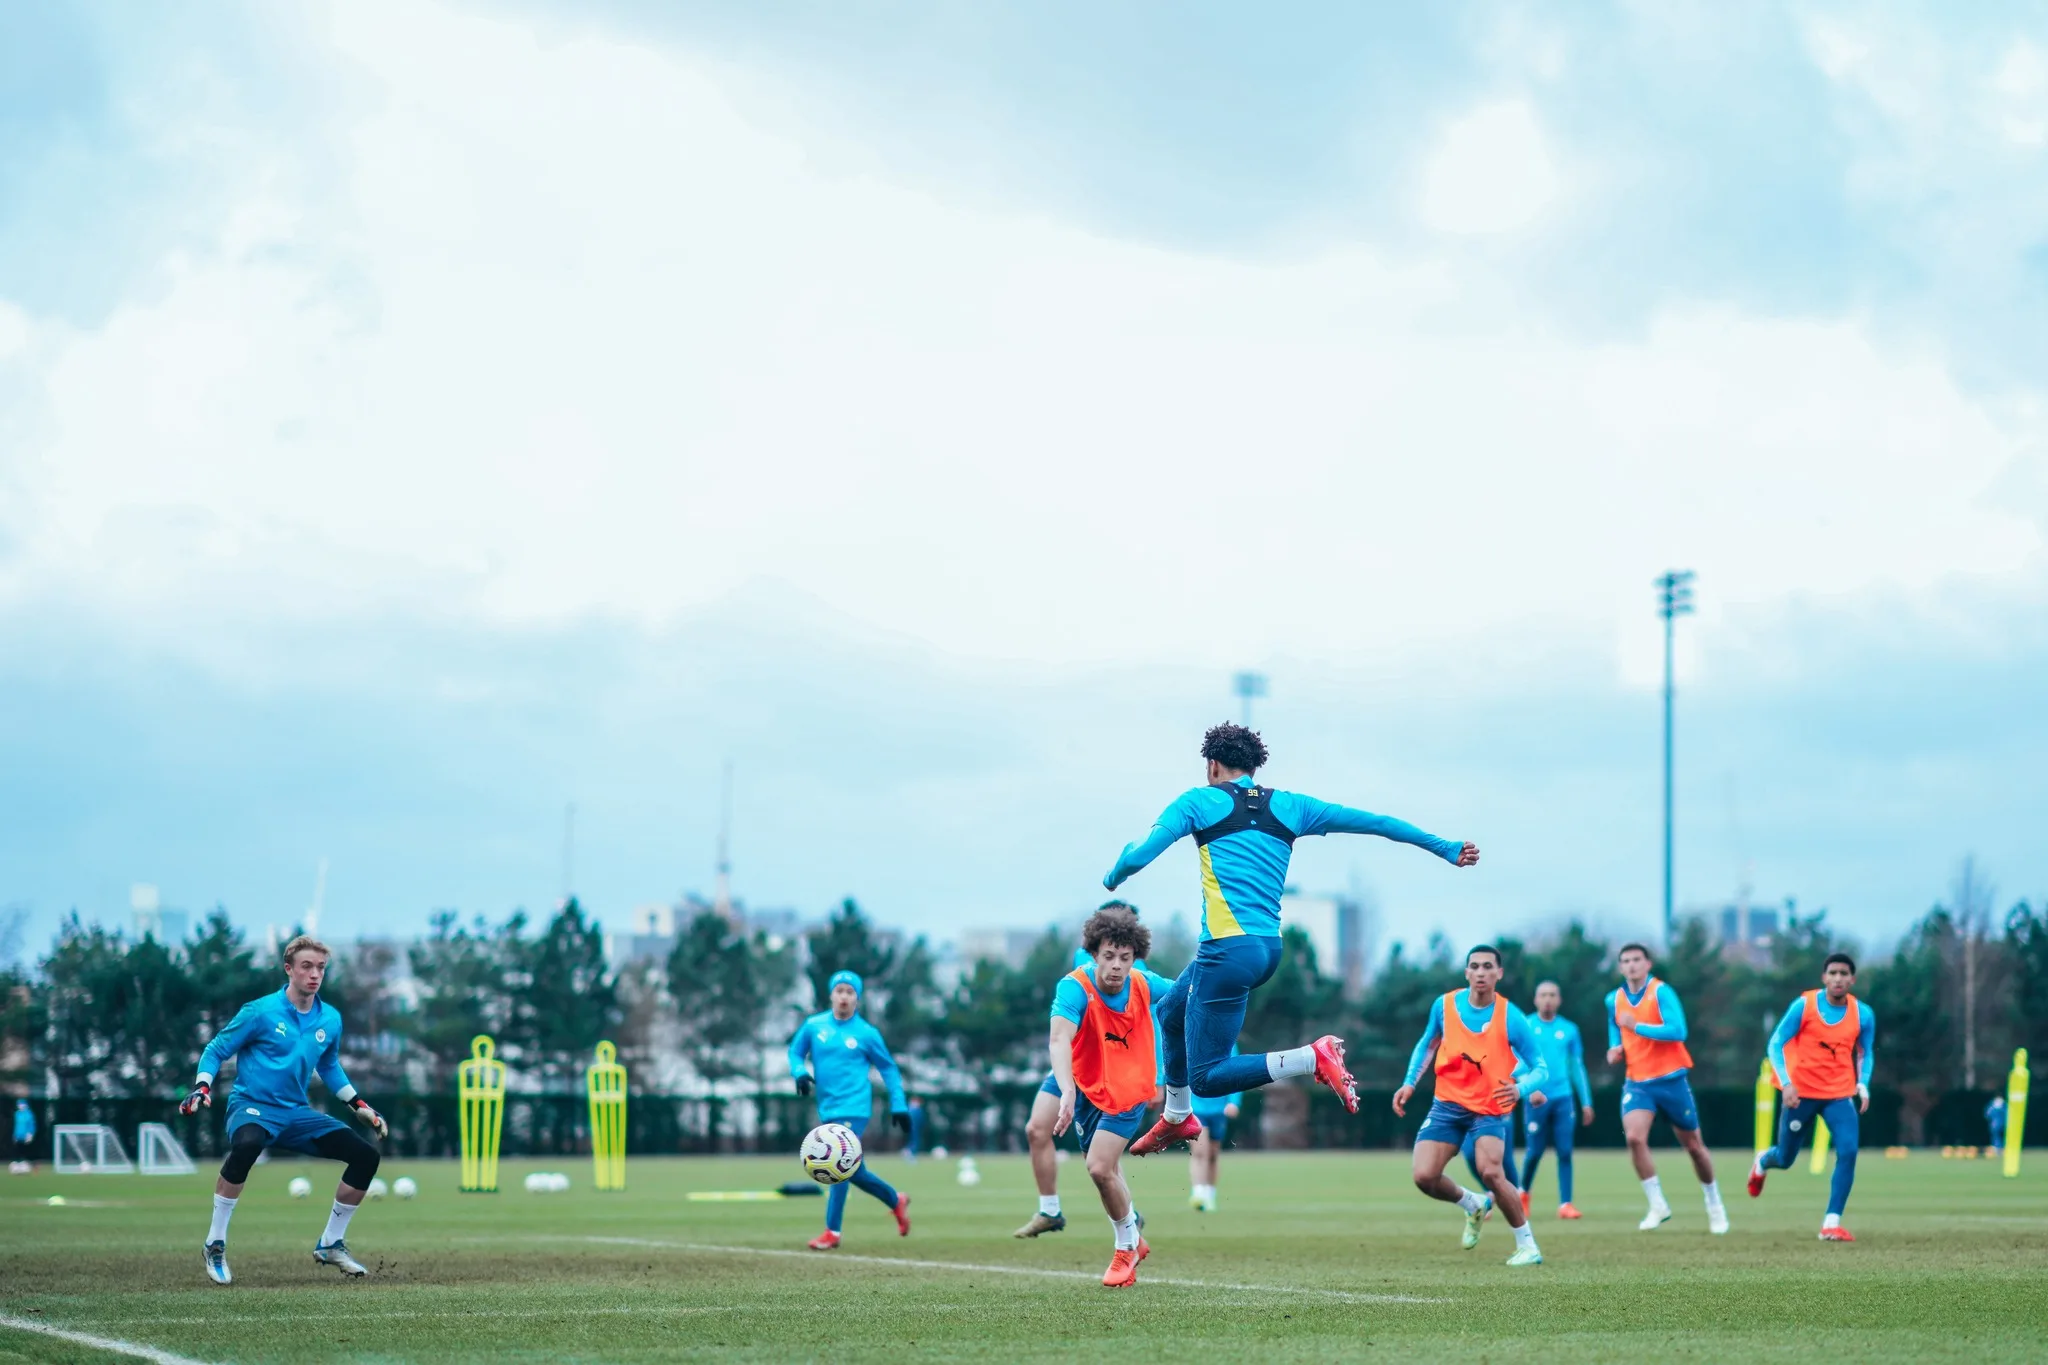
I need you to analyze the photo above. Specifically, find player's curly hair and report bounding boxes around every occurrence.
[1201,721,1268,774]
[1082,904,1151,960]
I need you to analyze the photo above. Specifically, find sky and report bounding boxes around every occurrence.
[3,1,2047,965]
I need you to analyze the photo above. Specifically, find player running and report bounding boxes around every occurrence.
[789,970,912,1251]
[1018,926,1162,1238]
[1607,943,1729,1234]
[1188,1072,1241,1212]
[1110,723,1478,1155]
[1748,953,1876,1242]
[177,935,389,1285]
[1519,980,1594,1219]
[1050,903,1174,1287]
[1393,945,1549,1267]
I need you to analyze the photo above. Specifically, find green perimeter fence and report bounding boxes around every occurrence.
[11,1085,2028,1162]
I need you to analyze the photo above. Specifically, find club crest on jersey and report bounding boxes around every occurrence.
[315,1029,327,1043]
[844,1037,860,1049]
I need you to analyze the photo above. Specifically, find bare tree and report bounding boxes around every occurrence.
[1950,856,1994,1088]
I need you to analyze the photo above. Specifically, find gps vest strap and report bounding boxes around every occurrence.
[1192,784,1296,848]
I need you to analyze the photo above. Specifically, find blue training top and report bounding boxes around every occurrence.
[12,1103,33,1142]
[1766,994,1877,1090]
[1525,1013,1593,1106]
[1402,991,1549,1095]
[196,987,356,1112]
[1603,980,1691,1080]
[789,1011,907,1122]
[1104,774,1464,940]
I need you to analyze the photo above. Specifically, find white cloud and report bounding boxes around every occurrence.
[1,0,2041,677]
[1419,100,1558,235]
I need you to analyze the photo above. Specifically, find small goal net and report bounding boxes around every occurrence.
[53,1124,135,1174]
[137,1122,197,1176]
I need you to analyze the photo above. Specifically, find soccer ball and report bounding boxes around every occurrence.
[956,1155,981,1187]
[801,1123,863,1184]
[288,1177,312,1199]
[393,1176,417,1199]
[366,1177,389,1200]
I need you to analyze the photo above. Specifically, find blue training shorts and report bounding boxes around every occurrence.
[1071,1093,1148,1150]
[1621,1072,1700,1132]
[225,1101,352,1153]
[1196,1112,1230,1146]
[1417,1097,1511,1147]
[1038,1072,1061,1099]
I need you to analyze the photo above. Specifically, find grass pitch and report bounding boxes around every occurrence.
[2,1148,2044,1363]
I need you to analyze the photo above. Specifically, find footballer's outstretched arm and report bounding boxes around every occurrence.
[1047,1017,1080,1135]
[1280,795,1477,866]
[1102,790,1208,890]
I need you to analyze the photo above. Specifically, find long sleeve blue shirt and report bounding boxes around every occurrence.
[789,1011,907,1122]
[1604,983,1689,1046]
[12,1105,33,1142]
[1104,775,1464,940]
[195,988,356,1112]
[1766,994,1876,1089]
[1525,1014,1593,1106]
[1402,992,1549,1096]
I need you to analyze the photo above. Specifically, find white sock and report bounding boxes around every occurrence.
[1267,1046,1316,1081]
[1702,1180,1723,1209]
[1162,1085,1192,1122]
[1111,1212,1139,1251]
[1197,1184,1214,1200]
[1642,1176,1667,1207]
[1513,1222,1536,1250]
[321,1199,358,1246]
[1822,1212,1842,1230]
[1457,1187,1486,1214]
[207,1194,237,1244]
[1038,1195,1061,1217]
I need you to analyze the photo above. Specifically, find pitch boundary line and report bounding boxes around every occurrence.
[0,1313,218,1365]
[579,1236,1449,1303]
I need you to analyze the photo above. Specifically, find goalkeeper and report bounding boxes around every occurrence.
[179,935,389,1286]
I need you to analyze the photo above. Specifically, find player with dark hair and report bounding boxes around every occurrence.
[790,970,913,1251]
[1607,943,1728,1234]
[1393,945,1549,1266]
[1109,722,1477,1155]
[179,935,390,1285]
[1049,904,1176,1286]
[1518,979,1594,1218]
[1750,952,1876,1241]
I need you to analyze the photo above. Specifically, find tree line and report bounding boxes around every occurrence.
[4,885,2044,1141]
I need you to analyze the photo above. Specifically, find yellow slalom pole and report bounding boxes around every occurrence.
[586,1040,628,1192]
[1754,1059,1777,1153]
[1809,1113,1832,1173]
[2006,1048,2029,1179]
[458,1035,506,1193]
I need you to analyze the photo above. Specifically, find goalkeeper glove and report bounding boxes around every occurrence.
[891,1111,910,1135]
[178,1081,211,1116]
[348,1097,389,1139]
[795,1076,814,1098]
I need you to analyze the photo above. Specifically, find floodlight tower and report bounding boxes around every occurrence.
[714,760,735,922]
[1656,570,1696,946]
[1232,671,1269,729]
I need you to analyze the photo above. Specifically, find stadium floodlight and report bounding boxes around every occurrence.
[1233,671,1269,728]
[1655,570,1696,946]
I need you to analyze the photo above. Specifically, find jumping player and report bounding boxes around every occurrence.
[1519,980,1594,1218]
[1606,943,1729,1234]
[790,970,912,1251]
[1050,904,1175,1287]
[1393,945,1548,1267]
[1110,723,1478,1155]
[177,935,390,1285]
[1748,953,1876,1242]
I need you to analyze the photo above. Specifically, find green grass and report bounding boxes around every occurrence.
[2,1148,2045,1363]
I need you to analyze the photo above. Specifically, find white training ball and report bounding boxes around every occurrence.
[800,1123,864,1185]
[288,1177,312,1199]
[930,1145,948,1160]
[550,1173,570,1192]
[393,1176,417,1200]
[523,1172,546,1192]
[956,1163,981,1187]
[366,1177,389,1200]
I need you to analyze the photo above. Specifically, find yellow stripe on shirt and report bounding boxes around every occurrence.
[1199,845,1245,939]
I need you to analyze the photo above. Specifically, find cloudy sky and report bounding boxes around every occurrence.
[3,1,2046,963]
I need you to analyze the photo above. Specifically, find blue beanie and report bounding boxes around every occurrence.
[828,969,863,997]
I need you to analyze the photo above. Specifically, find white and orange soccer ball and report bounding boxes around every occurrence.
[800,1123,863,1184]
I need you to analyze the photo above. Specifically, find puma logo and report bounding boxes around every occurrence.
[1103,1029,1131,1048]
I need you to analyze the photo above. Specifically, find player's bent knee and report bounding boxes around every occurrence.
[218,1130,267,1184]
[340,1140,381,1190]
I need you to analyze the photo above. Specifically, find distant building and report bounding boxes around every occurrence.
[1279,893,1370,995]
[957,924,1072,970]
[129,884,189,948]
[1700,895,1785,967]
